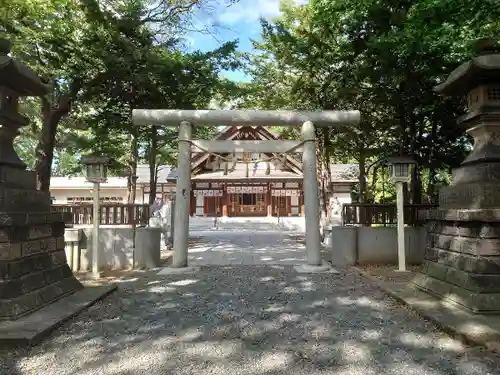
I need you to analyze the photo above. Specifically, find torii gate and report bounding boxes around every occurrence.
[132,109,361,271]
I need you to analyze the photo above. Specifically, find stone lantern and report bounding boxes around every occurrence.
[412,38,500,313]
[81,154,111,183]
[0,39,51,169]
[81,154,110,279]
[387,155,416,183]
[387,154,416,271]
[0,39,115,342]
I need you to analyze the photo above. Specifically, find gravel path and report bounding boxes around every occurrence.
[1,266,499,375]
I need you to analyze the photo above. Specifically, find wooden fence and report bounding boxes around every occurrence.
[341,203,438,226]
[51,203,150,226]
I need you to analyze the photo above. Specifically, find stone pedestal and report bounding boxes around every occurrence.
[0,39,115,345]
[412,39,500,314]
[413,127,500,314]
[413,209,500,313]
[0,166,83,320]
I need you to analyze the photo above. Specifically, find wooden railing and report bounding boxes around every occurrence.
[341,203,438,226]
[51,204,150,226]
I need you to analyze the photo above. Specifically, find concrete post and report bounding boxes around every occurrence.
[301,121,322,266]
[92,182,100,278]
[172,121,192,268]
[396,181,406,271]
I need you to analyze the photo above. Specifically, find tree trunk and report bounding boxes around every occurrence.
[358,145,367,203]
[357,145,369,226]
[426,119,438,203]
[369,165,379,203]
[35,99,68,190]
[318,132,332,220]
[410,120,424,203]
[35,82,81,191]
[127,132,138,203]
[148,126,158,204]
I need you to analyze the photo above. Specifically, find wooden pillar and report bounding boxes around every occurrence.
[222,183,228,217]
[266,183,272,216]
[190,191,196,216]
[299,181,304,216]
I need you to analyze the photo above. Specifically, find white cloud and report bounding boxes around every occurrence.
[218,0,307,25]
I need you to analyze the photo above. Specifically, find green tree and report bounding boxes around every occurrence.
[1,0,241,191]
[246,0,500,204]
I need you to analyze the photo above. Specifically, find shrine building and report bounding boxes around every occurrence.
[189,125,357,217]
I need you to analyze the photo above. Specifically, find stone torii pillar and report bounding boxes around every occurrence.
[132,109,361,271]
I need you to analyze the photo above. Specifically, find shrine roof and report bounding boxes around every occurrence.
[192,165,302,180]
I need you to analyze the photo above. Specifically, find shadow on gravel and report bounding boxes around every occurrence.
[1,266,500,375]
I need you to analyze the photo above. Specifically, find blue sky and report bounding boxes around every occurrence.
[185,0,304,82]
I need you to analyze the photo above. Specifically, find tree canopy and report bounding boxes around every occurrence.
[243,0,500,203]
[3,0,500,205]
[2,0,242,201]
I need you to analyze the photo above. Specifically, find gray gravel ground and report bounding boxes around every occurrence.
[1,266,500,375]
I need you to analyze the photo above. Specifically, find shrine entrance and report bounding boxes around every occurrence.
[132,110,360,269]
[229,192,266,216]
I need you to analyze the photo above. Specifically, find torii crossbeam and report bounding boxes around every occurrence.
[132,109,361,271]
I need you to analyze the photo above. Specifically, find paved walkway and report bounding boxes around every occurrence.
[187,231,307,266]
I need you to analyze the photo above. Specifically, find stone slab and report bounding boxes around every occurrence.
[424,247,500,274]
[0,274,83,320]
[293,260,339,274]
[412,272,500,313]
[426,221,500,238]
[157,266,200,275]
[0,212,71,227]
[439,182,500,209]
[421,260,500,293]
[0,187,50,212]
[355,268,500,354]
[0,223,62,244]
[427,233,500,256]
[423,208,500,222]
[0,284,117,347]
[452,163,500,184]
[0,166,37,190]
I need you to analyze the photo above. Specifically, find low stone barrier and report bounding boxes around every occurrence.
[324,226,426,266]
[64,225,162,271]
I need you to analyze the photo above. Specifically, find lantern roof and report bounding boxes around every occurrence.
[81,153,111,166]
[0,39,52,96]
[434,38,500,97]
[387,155,416,165]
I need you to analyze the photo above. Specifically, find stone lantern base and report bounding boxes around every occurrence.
[0,166,85,320]
[0,166,116,346]
[413,206,500,314]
